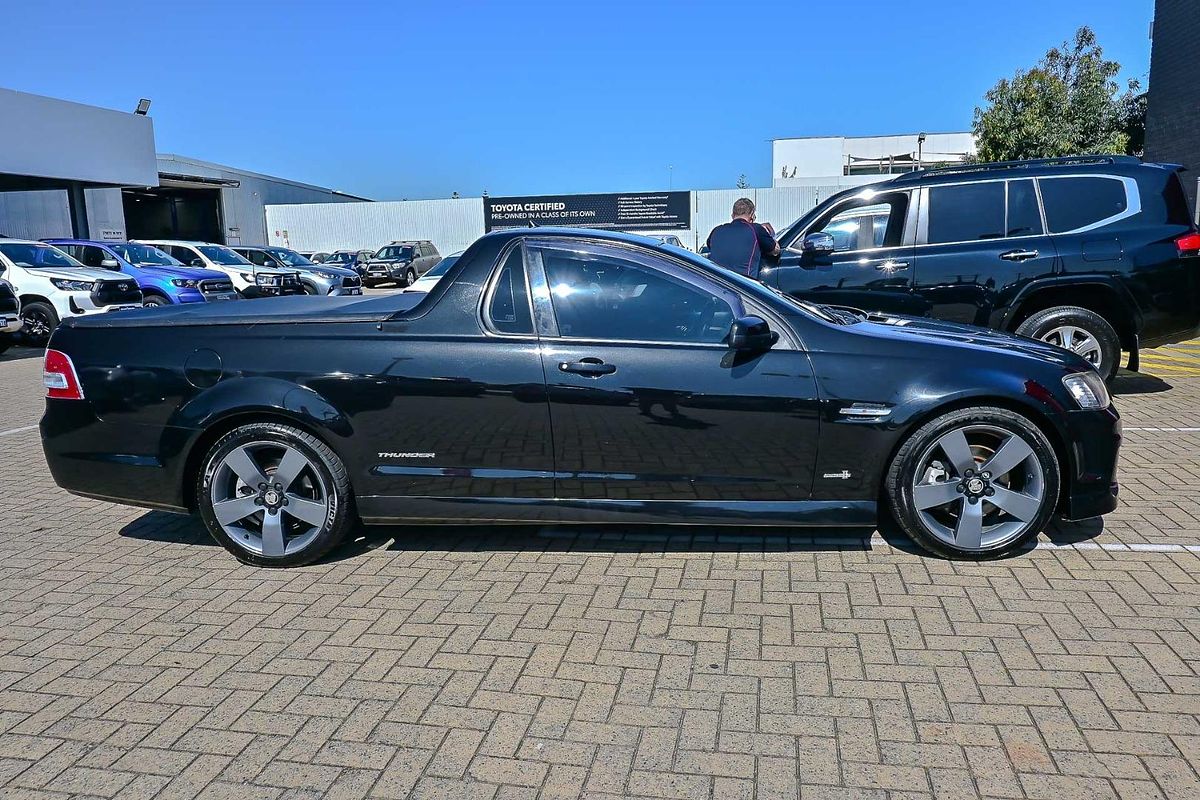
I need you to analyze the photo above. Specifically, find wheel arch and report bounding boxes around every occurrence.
[1003,279,1139,351]
[882,394,1072,514]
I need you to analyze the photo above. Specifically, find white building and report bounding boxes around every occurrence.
[772,132,976,189]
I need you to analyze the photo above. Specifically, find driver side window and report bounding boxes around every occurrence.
[810,192,911,253]
[538,246,734,344]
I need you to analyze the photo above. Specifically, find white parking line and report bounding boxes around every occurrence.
[0,425,37,438]
[1123,426,1200,432]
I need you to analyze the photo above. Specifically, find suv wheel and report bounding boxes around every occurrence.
[886,407,1059,559]
[20,301,58,346]
[143,295,170,307]
[1016,306,1120,381]
[405,268,417,287]
[197,422,356,567]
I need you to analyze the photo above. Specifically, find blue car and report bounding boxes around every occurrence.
[44,239,239,305]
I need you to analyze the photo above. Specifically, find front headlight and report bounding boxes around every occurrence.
[1062,371,1111,409]
[256,274,280,286]
[50,278,94,292]
[314,271,338,280]
[171,279,199,288]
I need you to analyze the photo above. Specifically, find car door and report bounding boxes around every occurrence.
[762,188,920,316]
[910,178,1060,327]
[528,237,820,503]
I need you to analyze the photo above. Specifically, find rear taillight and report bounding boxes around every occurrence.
[44,349,84,400]
[1177,231,1200,256]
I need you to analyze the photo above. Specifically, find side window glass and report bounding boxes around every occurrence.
[812,192,909,252]
[1006,179,1043,237]
[1038,177,1128,233]
[486,247,534,335]
[927,182,1005,243]
[542,246,734,344]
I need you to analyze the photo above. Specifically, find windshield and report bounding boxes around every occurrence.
[0,243,83,268]
[110,243,182,266]
[198,245,253,266]
[266,247,315,266]
[325,252,355,264]
[425,256,458,277]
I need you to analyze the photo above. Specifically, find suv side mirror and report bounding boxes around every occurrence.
[190,258,204,268]
[801,232,835,256]
[100,257,120,269]
[728,315,777,352]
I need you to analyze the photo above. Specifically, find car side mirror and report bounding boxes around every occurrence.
[728,315,777,352]
[190,258,204,268]
[100,258,120,269]
[801,232,835,256]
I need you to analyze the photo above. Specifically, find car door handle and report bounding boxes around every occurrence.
[874,260,909,271]
[1000,249,1039,261]
[559,358,616,377]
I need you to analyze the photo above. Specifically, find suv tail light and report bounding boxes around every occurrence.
[44,349,85,400]
[1176,232,1200,257]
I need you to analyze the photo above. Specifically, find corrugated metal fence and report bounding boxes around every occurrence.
[265,186,848,255]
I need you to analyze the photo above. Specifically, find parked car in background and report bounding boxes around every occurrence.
[42,227,1119,567]
[0,278,20,355]
[321,249,373,277]
[45,239,238,306]
[647,234,689,250]
[404,251,461,293]
[301,251,331,264]
[0,239,142,346]
[762,155,1200,381]
[233,246,363,296]
[362,240,441,287]
[138,240,303,298]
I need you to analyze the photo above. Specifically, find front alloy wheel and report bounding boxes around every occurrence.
[197,423,355,567]
[20,301,58,346]
[887,407,1059,558]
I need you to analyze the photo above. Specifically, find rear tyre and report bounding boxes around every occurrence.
[196,422,355,567]
[20,301,58,347]
[143,294,170,307]
[1016,306,1120,382]
[885,406,1059,559]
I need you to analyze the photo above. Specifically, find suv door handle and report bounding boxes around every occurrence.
[1000,249,1039,261]
[559,358,616,377]
[875,260,909,271]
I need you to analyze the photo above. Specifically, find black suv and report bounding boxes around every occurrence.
[0,278,19,355]
[764,155,1200,380]
[362,240,441,288]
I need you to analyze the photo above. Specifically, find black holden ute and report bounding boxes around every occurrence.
[765,155,1200,381]
[41,227,1120,566]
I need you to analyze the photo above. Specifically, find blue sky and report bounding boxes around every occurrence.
[6,0,1153,200]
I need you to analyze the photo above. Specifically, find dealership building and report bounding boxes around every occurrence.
[0,88,364,245]
[1145,0,1200,217]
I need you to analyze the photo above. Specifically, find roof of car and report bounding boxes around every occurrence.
[0,238,51,246]
[885,155,1174,188]
[136,239,220,246]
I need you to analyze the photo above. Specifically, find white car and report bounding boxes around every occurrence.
[0,239,142,346]
[403,251,462,293]
[137,240,302,298]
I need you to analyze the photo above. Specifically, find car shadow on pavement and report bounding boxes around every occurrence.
[0,345,44,363]
[120,509,1100,565]
[1111,370,1172,395]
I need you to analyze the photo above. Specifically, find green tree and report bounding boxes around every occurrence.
[736,173,750,189]
[972,26,1145,162]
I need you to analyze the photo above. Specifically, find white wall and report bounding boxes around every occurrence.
[773,132,975,187]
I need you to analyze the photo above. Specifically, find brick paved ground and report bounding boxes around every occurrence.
[1,342,1199,799]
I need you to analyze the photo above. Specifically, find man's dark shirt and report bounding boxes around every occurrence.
[706,219,778,279]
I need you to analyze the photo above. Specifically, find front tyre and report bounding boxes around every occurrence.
[143,295,171,307]
[1016,306,1120,382]
[20,301,58,346]
[196,422,355,567]
[886,407,1059,559]
[404,268,417,287]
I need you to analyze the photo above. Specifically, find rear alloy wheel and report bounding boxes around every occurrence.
[1016,306,1120,382]
[886,407,1059,559]
[20,301,58,346]
[197,423,355,567]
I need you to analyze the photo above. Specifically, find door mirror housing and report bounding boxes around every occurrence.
[189,258,205,268]
[728,315,777,352]
[100,258,120,269]
[801,232,835,256]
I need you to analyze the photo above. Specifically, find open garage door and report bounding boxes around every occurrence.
[122,186,223,242]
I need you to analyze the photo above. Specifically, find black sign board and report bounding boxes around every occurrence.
[484,191,691,232]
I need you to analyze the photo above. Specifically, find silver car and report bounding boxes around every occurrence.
[234,246,363,296]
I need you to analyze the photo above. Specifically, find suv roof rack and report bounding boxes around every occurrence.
[890,154,1142,184]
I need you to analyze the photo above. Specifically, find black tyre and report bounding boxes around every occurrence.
[196,422,356,567]
[405,268,417,287]
[0,337,11,356]
[20,301,58,346]
[1015,306,1120,382]
[143,294,170,307]
[363,279,377,289]
[886,406,1059,559]
[302,281,320,296]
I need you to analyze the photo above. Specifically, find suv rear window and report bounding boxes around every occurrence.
[1039,176,1128,233]
[927,182,1005,243]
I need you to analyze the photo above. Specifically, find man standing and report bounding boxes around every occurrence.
[705,197,780,279]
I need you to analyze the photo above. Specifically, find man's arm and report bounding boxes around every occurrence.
[757,223,781,257]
